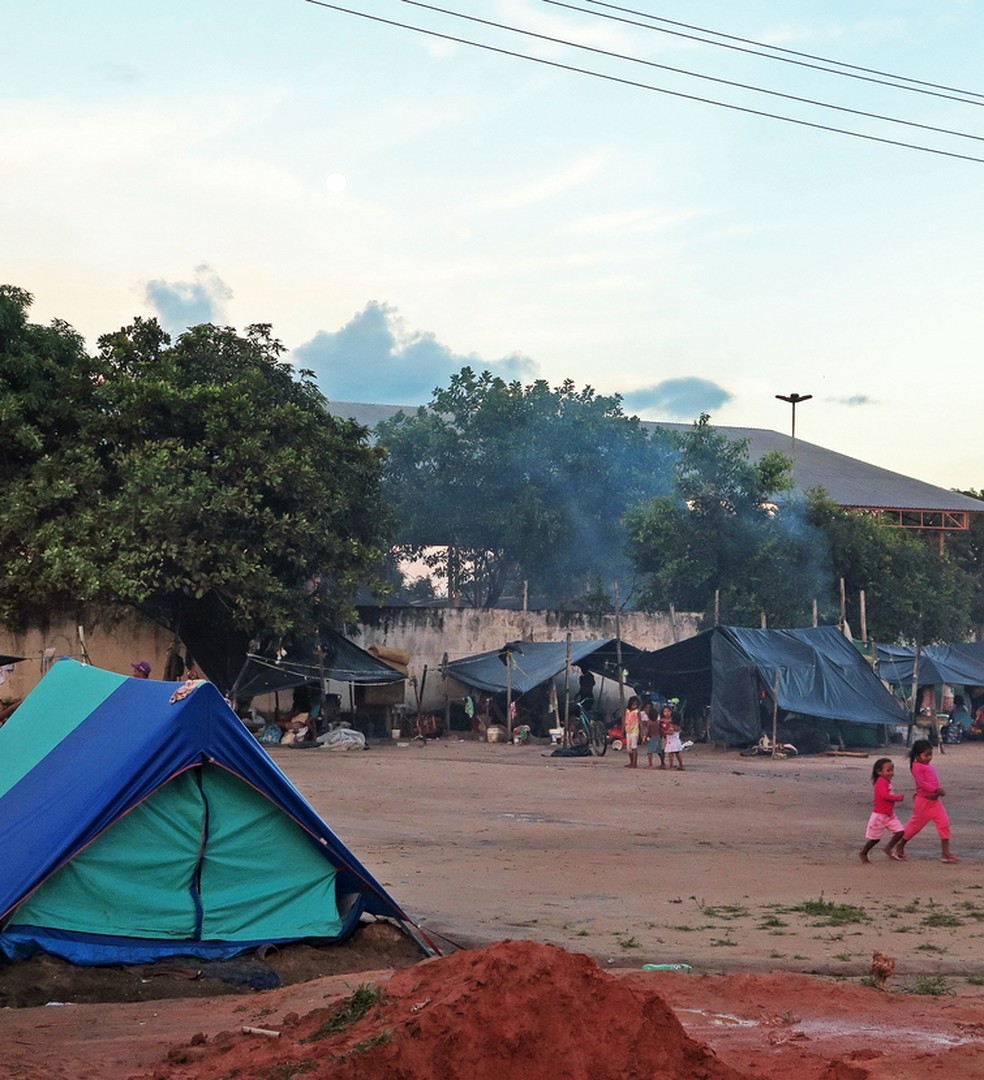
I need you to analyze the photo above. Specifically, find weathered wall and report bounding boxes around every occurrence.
[352,607,701,712]
[0,612,182,705]
[0,607,702,714]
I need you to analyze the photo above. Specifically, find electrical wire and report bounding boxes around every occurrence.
[576,0,984,102]
[303,0,984,164]
[400,0,984,144]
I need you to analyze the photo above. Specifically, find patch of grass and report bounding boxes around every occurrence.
[348,1032,392,1055]
[906,975,956,997]
[702,904,749,921]
[618,936,641,950]
[710,938,738,947]
[757,915,788,930]
[261,1063,317,1080]
[967,975,984,986]
[895,900,920,915]
[833,953,853,962]
[575,929,590,937]
[858,975,880,989]
[768,951,785,959]
[667,897,684,904]
[916,943,945,954]
[304,984,383,1042]
[891,925,915,934]
[784,896,869,927]
[922,911,963,928]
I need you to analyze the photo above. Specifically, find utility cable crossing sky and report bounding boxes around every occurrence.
[306,0,984,163]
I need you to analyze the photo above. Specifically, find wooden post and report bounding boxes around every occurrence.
[907,639,921,748]
[771,671,780,759]
[669,604,680,643]
[714,590,720,627]
[812,598,818,627]
[859,590,868,643]
[564,633,572,747]
[441,652,450,736]
[839,577,846,631]
[614,581,626,718]
[760,610,767,629]
[506,651,513,740]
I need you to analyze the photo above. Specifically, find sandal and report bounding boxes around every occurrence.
[941,855,960,863]
[889,850,906,861]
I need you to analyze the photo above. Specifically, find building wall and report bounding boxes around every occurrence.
[0,606,702,715]
[351,606,701,712]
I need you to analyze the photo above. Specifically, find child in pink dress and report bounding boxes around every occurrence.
[895,740,959,863]
[859,757,905,863]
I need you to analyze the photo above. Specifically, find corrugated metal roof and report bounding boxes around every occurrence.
[329,402,984,516]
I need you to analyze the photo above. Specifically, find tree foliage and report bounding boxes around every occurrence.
[376,368,675,607]
[624,415,821,626]
[0,287,386,643]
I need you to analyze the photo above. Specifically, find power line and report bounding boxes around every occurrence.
[577,0,984,102]
[304,0,984,164]
[400,0,984,145]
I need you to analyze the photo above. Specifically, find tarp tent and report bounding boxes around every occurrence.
[875,642,984,690]
[635,626,907,746]
[233,628,405,699]
[442,639,650,695]
[0,660,422,965]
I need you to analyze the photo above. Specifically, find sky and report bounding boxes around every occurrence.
[5,1,984,489]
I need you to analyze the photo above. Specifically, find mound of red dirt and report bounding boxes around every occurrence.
[145,939,750,1080]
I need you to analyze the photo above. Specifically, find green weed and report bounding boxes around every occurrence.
[784,896,869,927]
[906,975,956,997]
[304,984,383,1042]
[922,911,962,928]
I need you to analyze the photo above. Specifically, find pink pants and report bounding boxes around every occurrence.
[903,794,950,842]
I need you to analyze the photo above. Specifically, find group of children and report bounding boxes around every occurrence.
[861,740,959,864]
[622,697,685,770]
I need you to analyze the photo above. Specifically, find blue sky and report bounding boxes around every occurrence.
[5,1,984,488]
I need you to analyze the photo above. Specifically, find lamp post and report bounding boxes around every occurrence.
[775,392,812,442]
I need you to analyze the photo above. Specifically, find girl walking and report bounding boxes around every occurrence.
[895,740,959,863]
[859,757,905,863]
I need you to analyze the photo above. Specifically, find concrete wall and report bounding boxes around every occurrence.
[0,606,702,715]
[351,606,701,713]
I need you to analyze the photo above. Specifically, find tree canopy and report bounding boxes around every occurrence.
[0,287,386,647]
[376,368,675,608]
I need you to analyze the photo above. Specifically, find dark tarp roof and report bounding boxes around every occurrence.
[0,655,26,666]
[442,639,650,696]
[233,628,404,699]
[636,626,906,745]
[875,642,984,689]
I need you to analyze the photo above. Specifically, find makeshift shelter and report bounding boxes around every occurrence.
[0,660,425,965]
[875,643,984,691]
[442,639,649,696]
[232,627,406,699]
[635,626,907,747]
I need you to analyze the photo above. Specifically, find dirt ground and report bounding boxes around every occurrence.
[5,736,984,1078]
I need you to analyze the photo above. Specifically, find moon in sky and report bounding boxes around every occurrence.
[325,172,347,193]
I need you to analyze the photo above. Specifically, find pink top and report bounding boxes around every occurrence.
[873,776,903,815]
[910,760,941,799]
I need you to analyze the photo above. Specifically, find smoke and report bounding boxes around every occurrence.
[623,377,732,419]
[144,265,233,337]
[292,301,536,404]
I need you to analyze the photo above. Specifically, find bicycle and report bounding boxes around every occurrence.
[565,698,608,756]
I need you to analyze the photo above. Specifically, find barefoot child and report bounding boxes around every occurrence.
[623,696,641,769]
[894,740,959,863]
[642,700,664,769]
[860,757,905,863]
[661,705,685,771]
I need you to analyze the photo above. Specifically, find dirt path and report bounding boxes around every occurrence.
[4,737,984,1078]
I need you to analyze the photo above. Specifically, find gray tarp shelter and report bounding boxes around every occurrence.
[233,628,404,699]
[635,626,907,747]
[875,643,984,690]
[442,639,650,696]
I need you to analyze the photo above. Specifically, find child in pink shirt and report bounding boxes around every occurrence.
[859,757,905,863]
[895,740,959,863]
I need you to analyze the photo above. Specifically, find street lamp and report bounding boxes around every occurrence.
[775,392,812,441]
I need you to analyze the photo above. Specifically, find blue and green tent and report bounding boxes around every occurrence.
[0,660,426,965]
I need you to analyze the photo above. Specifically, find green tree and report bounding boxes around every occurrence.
[0,288,386,652]
[944,489,984,634]
[806,491,971,644]
[624,415,817,625]
[376,368,674,607]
